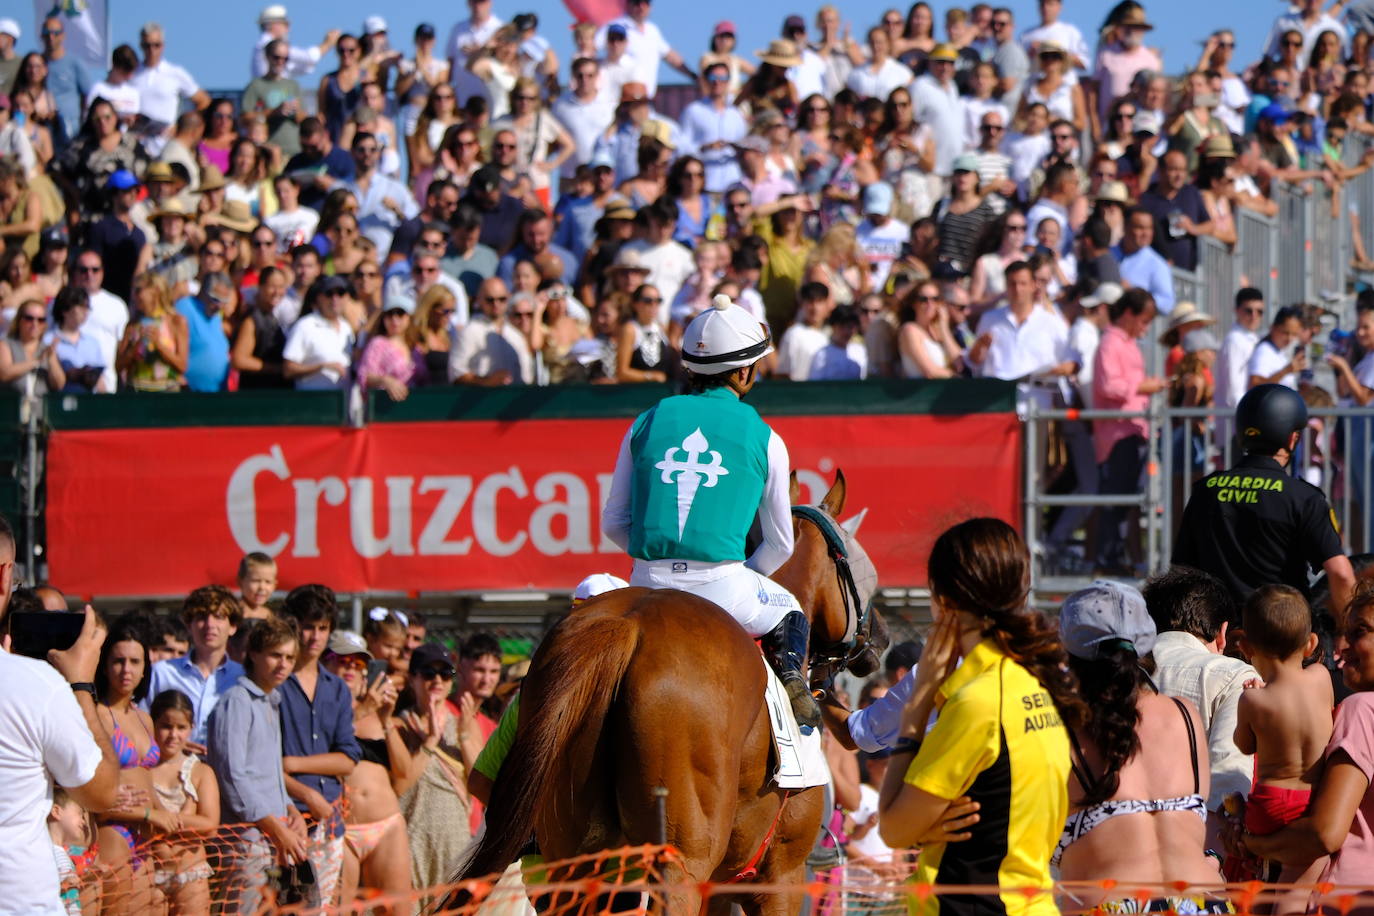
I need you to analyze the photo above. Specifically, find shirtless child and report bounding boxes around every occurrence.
[1234,584,1333,913]
[237,552,278,620]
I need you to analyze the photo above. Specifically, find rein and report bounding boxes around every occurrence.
[790,505,874,682]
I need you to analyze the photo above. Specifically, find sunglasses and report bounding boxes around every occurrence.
[1283,39,1303,47]
[515,95,538,102]
[435,307,456,317]
[142,40,163,48]
[981,124,1004,132]
[252,239,275,248]
[331,655,368,671]
[861,306,884,315]
[512,310,536,318]
[484,295,509,303]
[1216,40,1234,48]
[418,666,455,679]
[1006,224,1028,231]
[355,270,380,279]
[636,295,663,305]
[75,264,103,273]
[494,142,517,150]
[1240,306,1264,315]
[20,314,46,324]
[1116,111,1137,119]
[1052,133,1074,141]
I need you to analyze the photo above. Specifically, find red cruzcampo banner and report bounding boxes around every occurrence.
[46,414,1020,597]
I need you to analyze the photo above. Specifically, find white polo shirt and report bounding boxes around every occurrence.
[975,303,1071,381]
[129,59,200,128]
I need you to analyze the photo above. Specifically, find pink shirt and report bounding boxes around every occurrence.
[355,336,426,390]
[1094,44,1163,121]
[1091,324,1148,462]
[1321,692,1374,889]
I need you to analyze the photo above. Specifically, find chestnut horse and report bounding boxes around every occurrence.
[451,472,888,914]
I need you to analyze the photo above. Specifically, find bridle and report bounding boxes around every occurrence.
[790,505,875,683]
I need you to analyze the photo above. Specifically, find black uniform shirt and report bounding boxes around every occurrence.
[1172,453,1344,604]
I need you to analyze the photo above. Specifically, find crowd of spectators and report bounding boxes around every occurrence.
[0,0,1372,404]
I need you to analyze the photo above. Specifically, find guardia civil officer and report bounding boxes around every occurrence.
[1172,384,1356,619]
[601,294,821,728]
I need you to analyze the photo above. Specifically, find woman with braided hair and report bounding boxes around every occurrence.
[877,517,1084,916]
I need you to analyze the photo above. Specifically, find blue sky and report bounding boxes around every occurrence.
[22,0,1277,93]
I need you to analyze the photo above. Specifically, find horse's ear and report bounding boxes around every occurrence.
[820,469,846,516]
[789,471,801,506]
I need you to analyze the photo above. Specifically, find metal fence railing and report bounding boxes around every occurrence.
[1023,403,1374,596]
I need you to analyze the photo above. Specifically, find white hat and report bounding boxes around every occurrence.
[1080,282,1123,308]
[681,295,774,375]
[363,15,387,35]
[0,19,20,41]
[258,4,289,25]
[572,573,630,602]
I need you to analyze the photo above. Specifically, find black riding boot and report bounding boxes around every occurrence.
[761,611,822,730]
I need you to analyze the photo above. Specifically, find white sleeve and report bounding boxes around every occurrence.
[601,427,635,552]
[40,671,104,789]
[747,430,795,576]
[281,320,308,363]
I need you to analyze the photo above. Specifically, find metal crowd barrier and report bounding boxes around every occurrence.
[1023,402,1374,595]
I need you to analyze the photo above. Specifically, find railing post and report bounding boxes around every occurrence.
[23,398,39,585]
[1023,401,1039,591]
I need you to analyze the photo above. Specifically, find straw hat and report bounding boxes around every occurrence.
[755,39,801,68]
[1158,301,1215,344]
[206,200,257,234]
[1200,134,1237,159]
[196,164,227,193]
[1094,180,1131,205]
[151,198,191,221]
[640,118,676,150]
[609,248,651,274]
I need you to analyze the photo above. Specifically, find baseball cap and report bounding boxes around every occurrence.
[590,148,615,170]
[513,13,538,32]
[318,275,350,295]
[1080,282,1123,308]
[951,152,980,174]
[107,169,140,191]
[884,640,923,676]
[607,23,628,40]
[408,643,456,676]
[326,630,372,659]
[862,181,894,216]
[258,4,289,26]
[470,165,502,192]
[0,18,20,41]
[1059,580,1157,661]
[929,43,959,62]
[783,14,807,34]
[415,22,436,40]
[1259,102,1293,124]
[363,15,387,35]
[1132,111,1161,135]
[732,135,769,154]
[1182,328,1220,353]
[572,573,630,602]
[714,20,737,36]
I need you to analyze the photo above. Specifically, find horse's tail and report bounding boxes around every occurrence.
[456,607,641,883]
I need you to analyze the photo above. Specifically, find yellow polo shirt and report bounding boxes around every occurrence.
[904,639,1069,916]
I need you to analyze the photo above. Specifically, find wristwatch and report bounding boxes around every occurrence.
[69,682,97,697]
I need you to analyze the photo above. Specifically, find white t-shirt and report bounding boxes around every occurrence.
[1069,317,1100,407]
[1215,325,1260,409]
[0,651,104,916]
[809,340,869,380]
[552,94,617,179]
[282,313,355,389]
[1246,337,1297,390]
[83,289,128,394]
[130,59,201,128]
[788,48,828,101]
[845,59,913,102]
[776,323,830,381]
[86,81,141,119]
[856,219,908,289]
[596,17,673,97]
[263,207,320,252]
[849,783,897,860]
[622,239,695,323]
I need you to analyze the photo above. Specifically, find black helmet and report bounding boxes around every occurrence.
[1235,384,1308,454]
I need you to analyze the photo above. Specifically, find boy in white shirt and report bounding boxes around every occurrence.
[776,282,834,381]
[809,304,869,380]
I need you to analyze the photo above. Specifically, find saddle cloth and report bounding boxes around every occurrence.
[760,655,828,790]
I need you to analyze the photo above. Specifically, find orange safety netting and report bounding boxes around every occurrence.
[66,832,1374,915]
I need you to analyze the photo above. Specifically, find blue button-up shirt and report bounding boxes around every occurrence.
[679,99,747,194]
[277,665,360,825]
[343,173,419,255]
[1114,243,1177,315]
[208,676,292,824]
[144,652,245,747]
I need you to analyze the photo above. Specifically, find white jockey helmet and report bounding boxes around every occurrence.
[680,295,774,375]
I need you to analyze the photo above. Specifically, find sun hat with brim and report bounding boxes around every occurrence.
[1158,301,1215,344]
[1036,40,1067,57]
[1059,580,1157,661]
[258,4,289,26]
[640,118,676,150]
[609,248,651,273]
[1200,135,1237,159]
[326,630,372,659]
[1081,282,1124,308]
[601,199,637,221]
[929,43,959,62]
[1115,7,1154,29]
[1094,180,1131,204]
[207,200,257,234]
[143,162,175,184]
[756,38,802,68]
[151,199,191,221]
[196,165,227,193]
[1132,110,1161,135]
[619,82,650,105]
[732,135,769,154]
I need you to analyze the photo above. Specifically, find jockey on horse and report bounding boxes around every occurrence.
[602,293,822,729]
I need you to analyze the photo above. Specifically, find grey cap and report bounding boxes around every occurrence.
[326,629,372,659]
[1182,328,1220,353]
[1058,580,1157,660]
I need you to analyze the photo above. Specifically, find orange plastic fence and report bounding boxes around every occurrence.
[68,831,1374,915]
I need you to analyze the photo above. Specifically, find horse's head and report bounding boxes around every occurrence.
[778,470,890,681]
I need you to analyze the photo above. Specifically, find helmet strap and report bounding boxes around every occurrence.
[726,363,757,398]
